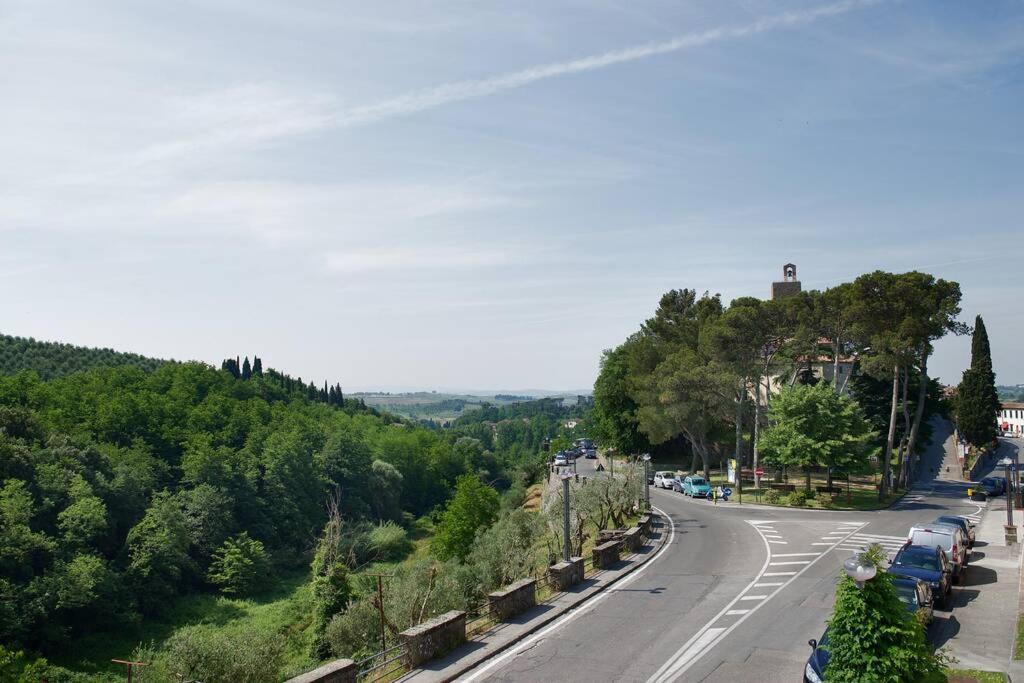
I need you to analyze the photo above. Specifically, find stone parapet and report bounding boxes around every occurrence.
[548,556,585,591]
[622,526,643,552]
[488,578,536,621]
[399,610,466,668]
[285,659,357,683]
[592,540,621,569]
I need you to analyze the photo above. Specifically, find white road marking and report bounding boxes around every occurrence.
[458,507,676,683]
[725,609,749,616]
[740,595,767,600]
[767,541,788,545]
[769,560,810,566]
[811,542,834,546]
[646,519,868,683]
[754,582,783,587]
[772,552,821,557]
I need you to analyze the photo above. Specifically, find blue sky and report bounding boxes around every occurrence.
[2,0,1022,391]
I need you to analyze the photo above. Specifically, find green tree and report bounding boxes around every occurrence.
[592,342,651,455]
[125,492,193,613]
[433,475,499,561]
[958,315,999,446]
[824,546,945,682]
[310,499,352,659]
[207,532,271,596]
[758,383,875,491]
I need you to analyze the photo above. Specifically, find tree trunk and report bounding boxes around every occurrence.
[899,366,911,489]
[906,352,930,484]
[881,363,900,500]
[833,338,841,390]
[735,388,745,468]
[753,381,762,488]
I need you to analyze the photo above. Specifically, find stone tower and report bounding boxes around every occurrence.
[771,263,801,300]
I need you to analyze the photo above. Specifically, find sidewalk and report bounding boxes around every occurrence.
[941,495,1024,678]
[398,519,669,683]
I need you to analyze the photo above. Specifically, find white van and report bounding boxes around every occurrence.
[906,523,969,583]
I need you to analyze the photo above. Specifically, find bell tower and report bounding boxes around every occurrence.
[771,263,802,299]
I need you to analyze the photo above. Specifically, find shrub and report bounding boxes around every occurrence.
[763,489,782,504]
[818,493,836,509]
[207,532,271,596]
[136,626,284,683]
[368,522,411,563]
[786,490,808,507]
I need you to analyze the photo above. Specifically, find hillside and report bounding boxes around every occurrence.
[0,332,170,379]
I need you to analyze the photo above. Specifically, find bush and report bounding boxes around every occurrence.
[135,626,284,683]
[207,532,272,596]
[367,522,411,563]
[818,493,836,508]
[786,490,808,507]
[763,489,782,504]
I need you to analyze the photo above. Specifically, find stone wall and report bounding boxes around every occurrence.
[548,556,585,590]
[592,540,621,569]
[622,526,643,552]
[638,514,651,535]
[488,578,536,620]
[285,659,357,683]
[399,610,466,667]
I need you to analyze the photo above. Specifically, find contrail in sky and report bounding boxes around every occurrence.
[336,0,887,127]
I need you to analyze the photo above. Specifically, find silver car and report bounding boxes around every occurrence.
[907,523,969,584]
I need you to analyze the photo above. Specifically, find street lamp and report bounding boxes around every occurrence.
[642,453,652,510]
[559,471,573,562]
[1000,457,1017,543]
[843,552,877,590]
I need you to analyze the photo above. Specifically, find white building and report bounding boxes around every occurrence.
[999,402,1024,436]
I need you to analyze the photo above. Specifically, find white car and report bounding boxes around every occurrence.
[653,471,675,488]
[553,454,568,466]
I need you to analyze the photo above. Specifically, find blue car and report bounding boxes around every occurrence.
[804,577,933,682]
[682,475,711,498]
[887,545,952,608]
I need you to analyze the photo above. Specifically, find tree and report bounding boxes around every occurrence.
[432,475,499,561]
[310,496,352,659]
[241,357,252,380]
[824,546,945,682]
[207,532,271,596]
[252,356,263,377]
[758,383,875,491]
[592,342,650,455]
[125,492,194,613]
[958,315,999,447]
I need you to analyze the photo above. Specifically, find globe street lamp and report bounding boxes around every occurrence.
[843,552,877,590]
[560,471,573,562]
[1000,456,1017,543]
[642,453,652,510]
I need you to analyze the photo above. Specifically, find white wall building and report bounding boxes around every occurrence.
[999,402,1024,436]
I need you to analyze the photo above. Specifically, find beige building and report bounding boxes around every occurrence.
[999,402,1024,436]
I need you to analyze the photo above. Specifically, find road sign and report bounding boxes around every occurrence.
[755,468,765,476]
[722,487,733,497]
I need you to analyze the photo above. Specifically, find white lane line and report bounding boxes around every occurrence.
[821,536,846,540]
[754,582,783,587]
[773,552,821,558]
[725,610,749,616]
[459,507,676,683]
[647,519,868,683]
[769,560,810,566]
[812,542,834,546]
[740,595,767,601]
[767,541,788,545]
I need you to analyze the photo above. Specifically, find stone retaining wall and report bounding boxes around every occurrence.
[548,556,585,590]
[285,659,357,683]
[638,514,651,534]
[622,526,643,552]
[399,610,466,667]
[592,540,621,569]
[488,578,536,620]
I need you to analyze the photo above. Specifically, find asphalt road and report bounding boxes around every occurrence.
[460,422,994,682]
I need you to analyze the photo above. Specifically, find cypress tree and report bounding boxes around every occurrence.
[958,315,1000,446]
[252,356,263,376]
[242,356,252,380]
[336,383,344,406]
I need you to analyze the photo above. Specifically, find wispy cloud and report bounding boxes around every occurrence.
[325,246,517,273]
[334,0,887,128]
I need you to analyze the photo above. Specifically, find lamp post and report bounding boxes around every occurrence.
[560,471,573,561]
[642,453,652,510]
[843,552,878,590]
[1000,457,1017,544]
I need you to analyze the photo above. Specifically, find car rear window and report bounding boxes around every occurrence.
[910,530,952,551]
[895,549,940,571]
[691,478,706,485]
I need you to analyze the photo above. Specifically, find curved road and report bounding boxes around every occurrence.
[460,422,996,682]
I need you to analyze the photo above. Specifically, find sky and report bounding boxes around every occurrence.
[2,0,1023,392]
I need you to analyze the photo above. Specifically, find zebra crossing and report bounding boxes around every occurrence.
[833,530,907,555]
[890,488,932,509]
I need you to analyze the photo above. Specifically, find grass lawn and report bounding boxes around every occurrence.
[1015,613,1024,660]
[947,669,1008,683]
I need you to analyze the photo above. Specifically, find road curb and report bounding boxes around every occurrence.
[658,488,908,513]
[403,511,672,683]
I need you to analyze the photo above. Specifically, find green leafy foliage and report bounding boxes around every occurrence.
[0,333,168,379]
[207,532,271,597]
[824,546,946,682]
[433,475,500,561]
[785,489,808,506]
[958,316,1000,446]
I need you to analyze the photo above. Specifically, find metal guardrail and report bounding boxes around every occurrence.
[356,643,407,682]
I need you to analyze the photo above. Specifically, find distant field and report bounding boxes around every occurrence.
[353,391,570,421]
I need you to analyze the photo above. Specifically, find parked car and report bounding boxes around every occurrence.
[670,476,685,493]
[892,576,934,624]
[933,515,976,548]
[906,523,969,583]
[653,471,675,489]
[805,577,932,682]
[584,449,597,459]
[553,453,568,466]
[682,475,712,498]
[887,544,953,607]
[979,477,1006,497]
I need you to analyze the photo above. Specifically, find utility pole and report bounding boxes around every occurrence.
[366,573,392,649]
[112,660,148,683]
[642,454,652,510]
[560,472,572,561]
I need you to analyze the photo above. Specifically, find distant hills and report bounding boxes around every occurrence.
[0,332,171,379]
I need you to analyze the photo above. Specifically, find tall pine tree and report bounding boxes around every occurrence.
[242,356,252,380]
[958,315,1000,446]
[252,356,263,376]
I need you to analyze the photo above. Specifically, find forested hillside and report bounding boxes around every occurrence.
[0,333,169,378]
[0,360,532,680]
